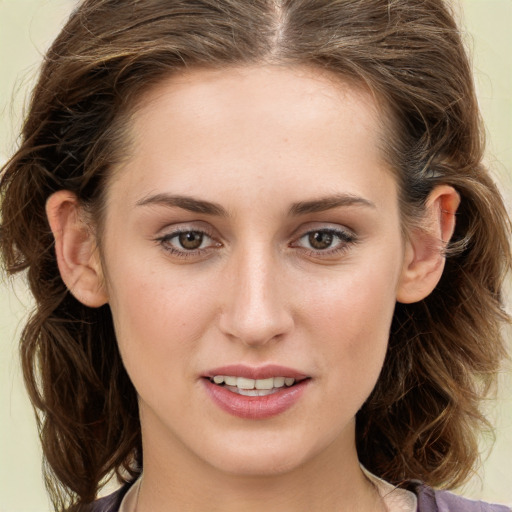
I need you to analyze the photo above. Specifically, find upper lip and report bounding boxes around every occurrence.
[204,364,309,380]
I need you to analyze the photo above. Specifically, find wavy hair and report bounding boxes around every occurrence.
[1,0,510,510]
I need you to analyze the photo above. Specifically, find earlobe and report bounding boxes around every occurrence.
[396,185,460,304]
[46,190,108,308]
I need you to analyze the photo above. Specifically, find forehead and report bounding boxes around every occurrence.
[107,65,396,211]
[131,65,384,145]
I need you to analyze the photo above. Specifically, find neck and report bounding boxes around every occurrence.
[137,421,383,512]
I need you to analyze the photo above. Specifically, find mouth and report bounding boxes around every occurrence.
[202,365,310,419]
[207,375,302,397]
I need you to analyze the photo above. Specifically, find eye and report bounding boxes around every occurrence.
[292,227,357,256]
[175,231,207,250]
[307,231,336,250]
[155,228,221,258]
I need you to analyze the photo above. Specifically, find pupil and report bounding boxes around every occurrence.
[179,231,203,250]
[309,231,333,250]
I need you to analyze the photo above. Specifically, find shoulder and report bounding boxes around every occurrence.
[407,481,511,512]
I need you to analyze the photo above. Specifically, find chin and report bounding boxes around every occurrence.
[194,428,336,478]
[208,448,307,477]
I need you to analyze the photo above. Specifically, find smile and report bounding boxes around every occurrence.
[210,375,297,396]
[203,366,310,419]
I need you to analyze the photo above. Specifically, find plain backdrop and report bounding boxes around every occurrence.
[1,1,511,511]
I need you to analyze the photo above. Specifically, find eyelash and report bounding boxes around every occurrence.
[291,228,357,257]
[154,227,357,260]
[155,228,220,260]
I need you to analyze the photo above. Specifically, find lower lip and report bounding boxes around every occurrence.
[203,379,309,420]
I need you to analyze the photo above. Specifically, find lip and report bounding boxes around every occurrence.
[203,379,309,419]
[202,364,310,420]
[204,364,308,380]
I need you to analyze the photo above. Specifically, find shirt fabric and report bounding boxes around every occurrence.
[116,471,419,512]
[89,477,511,512]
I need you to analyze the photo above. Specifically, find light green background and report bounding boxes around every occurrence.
[1,1,511,511]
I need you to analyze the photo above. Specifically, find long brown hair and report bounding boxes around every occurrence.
[1,0,510,510]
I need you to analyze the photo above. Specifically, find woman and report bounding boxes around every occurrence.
[1,1,510,511]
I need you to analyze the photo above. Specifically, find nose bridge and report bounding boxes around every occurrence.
[219,240,293,346]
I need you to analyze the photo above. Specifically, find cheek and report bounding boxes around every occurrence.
[304,260,399,339]
[301,252,401,392]
[105,261,216,382]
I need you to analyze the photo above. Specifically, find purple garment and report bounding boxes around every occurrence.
[87,480,511,512]
[406,481,510,512]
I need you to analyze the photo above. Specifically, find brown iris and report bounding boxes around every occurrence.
[178,231,204,250]
[308,231,333,250]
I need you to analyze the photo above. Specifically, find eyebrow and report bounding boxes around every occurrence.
[288,194,375,215]
[136,192,375,216]
[136,193,228,216]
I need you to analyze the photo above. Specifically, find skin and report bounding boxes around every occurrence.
[47,65,459,511]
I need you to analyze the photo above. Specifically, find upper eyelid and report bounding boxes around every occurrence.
[294,229,355,244]
[156,222,217,238]
[292,224,356,240]
[158,228,218,245]
[161,227,212,236]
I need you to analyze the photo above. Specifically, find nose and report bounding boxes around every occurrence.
[218,246,294,347]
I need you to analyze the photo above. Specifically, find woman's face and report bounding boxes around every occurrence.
[100,66,409,476]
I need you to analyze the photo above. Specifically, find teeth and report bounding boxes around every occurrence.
[237,377,255,389]
[211,375,296,390]
[255,377,274,390]
[233,388,278,397]
[273,377,285,388]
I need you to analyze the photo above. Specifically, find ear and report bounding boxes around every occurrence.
[46,190,108,307]
[396,185,460,304]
